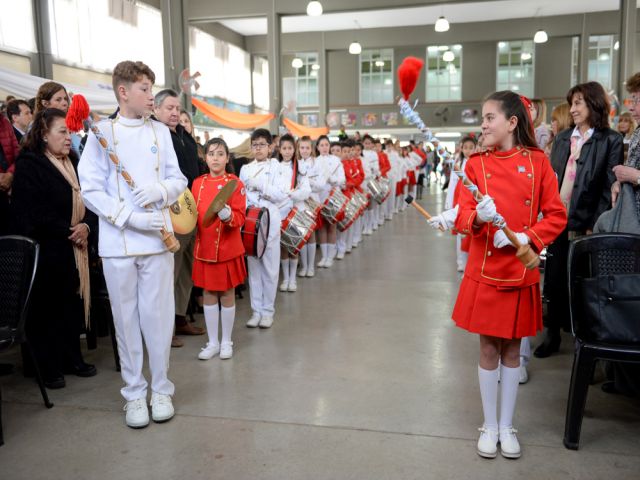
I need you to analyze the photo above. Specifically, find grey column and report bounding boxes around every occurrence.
[267,2,282,132]
[578,13,589,83]
[618,0,636,96]
[31,0,54,78]
[318,32,328,128]
[161,0,190,106]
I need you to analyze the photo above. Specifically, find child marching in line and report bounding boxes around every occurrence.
[239,129,289,329]
[297,136,320,277]
[361,134,381,234]
[435,91,566,459]
[351,141,366,247]
[192,139,246,360]
[315,135,345,267]
[374,138,392,224]
[278,134,311,292]
[335,140,359,258]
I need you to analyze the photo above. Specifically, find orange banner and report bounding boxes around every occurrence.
[191,97,274,130]
[282,117,329,140]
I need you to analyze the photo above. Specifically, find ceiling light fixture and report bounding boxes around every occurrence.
[292,58,304,69]
[306,1,323,17]
[435,16,450,33]
[443,51,455,62]
[311,63,320,70]
[534,29,548,44]
[349,41,362,55]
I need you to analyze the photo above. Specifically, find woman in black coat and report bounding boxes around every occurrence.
[535,82,624,357]
[11,108,97,388]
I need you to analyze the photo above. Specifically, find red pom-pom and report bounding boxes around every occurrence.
[66,94,90,132]
[398,57,424,100]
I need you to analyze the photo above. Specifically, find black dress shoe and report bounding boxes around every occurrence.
[44,373,66,389]
[63,362,97,378]
[601,381,635,397]
[534,331,561,358]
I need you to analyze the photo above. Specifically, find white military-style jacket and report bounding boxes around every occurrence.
[78,115,187,257]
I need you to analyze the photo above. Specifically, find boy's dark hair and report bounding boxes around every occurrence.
[362,134,374,143]
[330,141,341,149]
[483,90,537,149]
[251,128,272,144]
[373,138,381,144]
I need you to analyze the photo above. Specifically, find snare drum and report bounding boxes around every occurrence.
[280,207,316,255]
[241,206,270,258]
[366,178,389,205]
[337,195,361,232]
[303,198,322,221]
[321,187,350,224]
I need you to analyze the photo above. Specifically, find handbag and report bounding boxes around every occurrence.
[593,182,640,234]
[578,273,640,345]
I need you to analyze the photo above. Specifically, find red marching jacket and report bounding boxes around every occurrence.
[192,173,246,263]
[454,147,567,288]
[352,158,365,192]
[377,151,391,178]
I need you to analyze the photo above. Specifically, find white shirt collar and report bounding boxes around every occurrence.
[571,126,594,139]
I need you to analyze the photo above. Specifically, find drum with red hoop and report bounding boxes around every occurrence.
[280,207,316,255]
[241,206,270,258]
[337,195,361,232]
[321,187,349,224]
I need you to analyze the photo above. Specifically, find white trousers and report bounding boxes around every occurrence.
[102,252,175,402]
[456,235,469,271]
[520,337,531,367]
[247,234,280,316]
[336,229,346,254]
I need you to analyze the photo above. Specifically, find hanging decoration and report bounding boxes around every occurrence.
[191,97,274,130]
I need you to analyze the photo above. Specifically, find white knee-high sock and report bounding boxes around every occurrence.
[299,245,308,271]
[329,243,337,259]
[320,243,328,260]
[220,305,235,345]
[204,304,220,346]
[289,258,298,280]
[478,365,499,429]
[499,364,520,429]
[281,259,290,283]
[307,243,316,269]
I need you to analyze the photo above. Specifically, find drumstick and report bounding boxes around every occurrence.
[89,124,180,253]
[404,195,445,232]
[453,169,540,270]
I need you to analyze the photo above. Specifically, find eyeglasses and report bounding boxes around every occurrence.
[251,142,269,149]
[629,96,640,106]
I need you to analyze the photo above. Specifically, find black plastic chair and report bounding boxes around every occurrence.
[564,233,640,450]
[0,236,54,446]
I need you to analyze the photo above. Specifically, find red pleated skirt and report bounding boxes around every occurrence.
[407,171,417,185]
[452,276,542,339]
[395,179,406,196]
[315,210,325,230]
[192,255,247,292]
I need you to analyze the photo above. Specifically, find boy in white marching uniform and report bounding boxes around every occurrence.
[240,129,289,328]
[361,135,381,235]
[78,61,187,428]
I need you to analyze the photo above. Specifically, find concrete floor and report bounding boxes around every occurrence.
[1,186,639,479]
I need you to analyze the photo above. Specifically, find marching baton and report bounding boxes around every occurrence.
[453,170,540,270]
[404,195,445,232]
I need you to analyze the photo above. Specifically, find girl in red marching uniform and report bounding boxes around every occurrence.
[450,91,566,459]
[192,138,247,360]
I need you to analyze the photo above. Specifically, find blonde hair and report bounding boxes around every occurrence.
[618,111,637,138]
[531,98,547,128]
[551,103,572,133]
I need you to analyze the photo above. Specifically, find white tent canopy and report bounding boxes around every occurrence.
[0,65,118,111]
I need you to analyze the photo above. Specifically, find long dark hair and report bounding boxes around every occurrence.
[21,108,67,154]
[484,91,537,149]
[204,137,234,174]
[566,81,610,130]
[278,133,299,187]
[315,134,331,157]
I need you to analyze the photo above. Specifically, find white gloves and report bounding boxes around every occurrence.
[493,230,530,249]
[127,211,164,231]
[428,205,458,231]
[132,183,165,207]
[476,196,497,223]
[246,176,261,191]
[218,204,232,222]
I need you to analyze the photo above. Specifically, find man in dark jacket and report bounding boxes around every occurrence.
[154,89,204,346]
[7,99,32,143]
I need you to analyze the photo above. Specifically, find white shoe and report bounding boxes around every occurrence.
[345,247,352,254]
[324,257,333,268]
[259,315,274,329]
[246,313,261,328]
[288,281,297,292]
[279,281,289,292]
[477,425,499,459]
[499,427,521,459]
[219,342,233,359]
[150,393,174,423]
[124,398,149,429]
[297,267,308,277]
[336,251,345,260]
[317,257,327,268]
[351,243,358,249]
[519,365,529,384]
[306,268,315,277]
[198,342,220,360]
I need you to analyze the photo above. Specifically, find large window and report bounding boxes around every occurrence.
[360,49,393,104]
[252,55,269,111]
[189,27,252,106]
[0,0,37,53]
[426,45,462,102]
[294,52,319,107]
[48,0,164,85]
[496,40,534,97]
[588,35,615,90]
[571,36,580,87]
